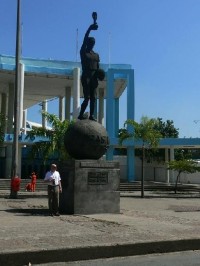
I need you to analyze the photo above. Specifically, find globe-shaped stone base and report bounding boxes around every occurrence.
[64,119,109,160]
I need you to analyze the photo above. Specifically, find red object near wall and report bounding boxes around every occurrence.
[25,183,32,192]
[30,172,37,192]
[11,176,21,192]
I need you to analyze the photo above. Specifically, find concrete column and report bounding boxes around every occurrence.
[126,70,135,182]
[106,146,114,160]
[72,68,80,119]
[5,84,14,178]
[106,69,115,140]
[42,100,47,128]
[7,84,14,133]
[106,69,115,161]
[127,69,135,120]
[65,87,71,121]
[19,63,24,131]
[106,68,135,183]
[98,88,104,125]
[22,109,27,134]
[114,98,119,137]
[165,148,170,183]
[127,147,135,182]
[5,145,12,178]
[169,146,175,183]
[59,96,65,121]
[1,93,8,114]
[18,145,22,178]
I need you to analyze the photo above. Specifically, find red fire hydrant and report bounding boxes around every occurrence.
[10,176,21,197]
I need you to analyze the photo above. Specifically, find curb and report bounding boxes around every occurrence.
[1,239,200,266]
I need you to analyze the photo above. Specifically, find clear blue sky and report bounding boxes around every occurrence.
[1,0,200,137]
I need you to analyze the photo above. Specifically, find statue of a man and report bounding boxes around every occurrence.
[78,15,100,121]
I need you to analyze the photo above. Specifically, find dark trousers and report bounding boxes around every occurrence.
[48,185,59,214]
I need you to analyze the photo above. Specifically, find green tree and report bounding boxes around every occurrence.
[168,159,200,193]
[154,117,179,138]
[26,111,71,163]
[148,117,179,162]
[119,117,179,161]
[120,116,162,198]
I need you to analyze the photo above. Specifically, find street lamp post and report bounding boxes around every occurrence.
[10,0,21,198]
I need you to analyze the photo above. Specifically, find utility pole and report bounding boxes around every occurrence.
[10,0,21,198]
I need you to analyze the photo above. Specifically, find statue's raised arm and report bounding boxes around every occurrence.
[80,24,98,54]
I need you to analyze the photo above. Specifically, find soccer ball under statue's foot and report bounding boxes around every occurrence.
[64,119,109,160]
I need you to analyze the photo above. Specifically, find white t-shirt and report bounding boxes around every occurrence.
[44,170,61,186]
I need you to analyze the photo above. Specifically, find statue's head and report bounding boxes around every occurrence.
[87,37,95,50]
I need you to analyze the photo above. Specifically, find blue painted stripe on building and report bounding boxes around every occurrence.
[0,63,15,71]
[121,138,200,147]
[4,134,50,144]
[24,66,73,76]
[0,55,132,79]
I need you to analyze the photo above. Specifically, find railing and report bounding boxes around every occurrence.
[1,179,200,193]
[120,181,200,192]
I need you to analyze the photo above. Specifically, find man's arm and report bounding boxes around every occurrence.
[80,24,98,54]
[44,172,53,183]
[58,173,62,192]
[59,180,62,192]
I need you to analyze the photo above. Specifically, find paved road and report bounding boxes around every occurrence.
[35,251,200,266]
[1,190,200,265]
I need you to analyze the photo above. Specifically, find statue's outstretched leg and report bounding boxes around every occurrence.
[78,98,89,120]
[89,97,97,121]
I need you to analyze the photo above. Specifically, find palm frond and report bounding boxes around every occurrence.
[25,112,72,162]
[121,116,161,148]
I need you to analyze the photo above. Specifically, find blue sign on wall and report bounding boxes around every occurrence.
[4,134,49,145]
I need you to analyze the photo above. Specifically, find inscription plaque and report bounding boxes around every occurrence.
[88,172,108,185]
[80,161,117,168]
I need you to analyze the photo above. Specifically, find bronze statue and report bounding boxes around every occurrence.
[78,12,104,121]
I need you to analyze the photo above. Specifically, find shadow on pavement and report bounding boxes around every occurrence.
[0,194,47,199]
[5,208,49,216]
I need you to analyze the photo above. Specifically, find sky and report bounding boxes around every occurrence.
[1,0,200,137]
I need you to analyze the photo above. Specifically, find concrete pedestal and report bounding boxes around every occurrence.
[59,160,120,214]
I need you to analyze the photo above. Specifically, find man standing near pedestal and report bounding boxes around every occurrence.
[78,12,100,122]
[44,164,62,216]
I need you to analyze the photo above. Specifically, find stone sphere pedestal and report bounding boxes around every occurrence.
[64,119,109,160]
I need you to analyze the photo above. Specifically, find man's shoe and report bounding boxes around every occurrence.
[55,212,60,216]
[78,115,87,120]
[78,115,83,120]
[49,213,54,217]
[89,116,97,122]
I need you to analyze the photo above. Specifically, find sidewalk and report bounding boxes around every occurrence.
[1,190,200,266]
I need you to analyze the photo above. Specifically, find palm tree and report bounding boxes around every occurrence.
[120,116,162,198]
[26,111,72,164]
